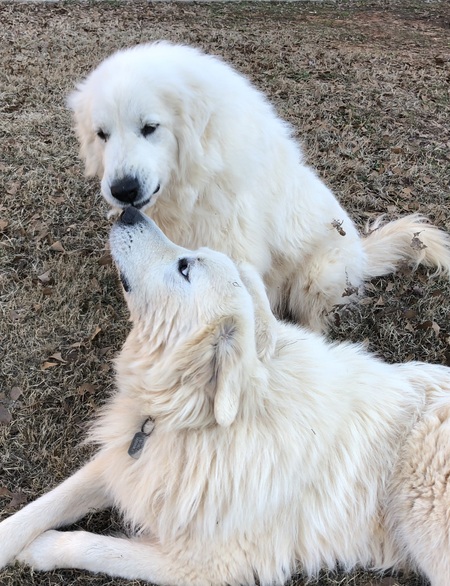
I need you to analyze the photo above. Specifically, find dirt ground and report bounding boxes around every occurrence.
[1,1,449,585]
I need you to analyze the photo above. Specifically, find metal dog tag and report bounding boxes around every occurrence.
[128,431,148,459]
[127,418,155,459]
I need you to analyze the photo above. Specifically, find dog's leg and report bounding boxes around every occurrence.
[0,456,111,568]
[17,530,210,586]
[287,235,365,332]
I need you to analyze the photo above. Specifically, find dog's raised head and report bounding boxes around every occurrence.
[68,42,223,213]
[110,208,274,428]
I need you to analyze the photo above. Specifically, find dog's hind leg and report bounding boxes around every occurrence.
[0,456,111,569]
[17,530,211,586]
[286,240,365,332]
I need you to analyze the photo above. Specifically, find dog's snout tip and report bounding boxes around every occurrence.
[111,176,140,204]
[119,206,145,226]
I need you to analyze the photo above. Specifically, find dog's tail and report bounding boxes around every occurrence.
[361,214,450,279]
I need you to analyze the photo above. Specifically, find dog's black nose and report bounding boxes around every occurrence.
[119,206,145,226]
[111,177,140,204]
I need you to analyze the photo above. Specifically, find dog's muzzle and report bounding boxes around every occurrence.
[110,176,140,204]
[119,206,146,226]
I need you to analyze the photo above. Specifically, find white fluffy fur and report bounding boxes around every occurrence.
[1,210,450,586]
[68,41,450,331]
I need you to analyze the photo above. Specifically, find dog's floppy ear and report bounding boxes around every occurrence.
[173,92,215,183]
[152,313,256,429]
[212,316,249,427]
[67,85,104,178]
[237,263,277,362]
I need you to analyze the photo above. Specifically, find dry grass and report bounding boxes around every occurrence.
[1,1,449,585]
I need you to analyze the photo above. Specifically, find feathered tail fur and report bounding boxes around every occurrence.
[362,214,450,279]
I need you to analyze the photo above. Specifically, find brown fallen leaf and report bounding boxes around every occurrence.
[411,232,427,251]
[98,252,113,266]
[7,182,19,196]
[360,297,374,306]
[404,309,417,320]
[49,241,65,253]
[432,322,441,336]
[37,269,52,284]
[90,325,102,341]
[374,296,385,307]
[0,219,8,231]
[0,405,12,424]
[417,320,433,330]
[76,383,97,396]
[10,386,22,401]
[34,227,49,242]
[8,491,27,510]
[41,361,58,370]
[49,352,66,363]
[49,195,65,205]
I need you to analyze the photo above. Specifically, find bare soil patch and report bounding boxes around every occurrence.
[1,1,449,585]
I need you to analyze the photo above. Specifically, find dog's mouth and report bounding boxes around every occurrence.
[133,198,151,210]
[132,184,160,211]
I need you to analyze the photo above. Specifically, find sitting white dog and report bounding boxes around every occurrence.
[68,41,450,331]
[1,207,449,586]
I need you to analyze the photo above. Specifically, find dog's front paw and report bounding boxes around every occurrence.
[0,518,29,569]
[16,530,66,571]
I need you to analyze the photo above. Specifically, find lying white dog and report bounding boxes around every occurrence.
[68,41,450,331]
[1,207,450,586]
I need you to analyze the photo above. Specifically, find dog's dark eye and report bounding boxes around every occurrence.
[141,124,159,138]
[178,258,190,282]
[97,129,109,142]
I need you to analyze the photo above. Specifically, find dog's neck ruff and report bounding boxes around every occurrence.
[127,417,155,459]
